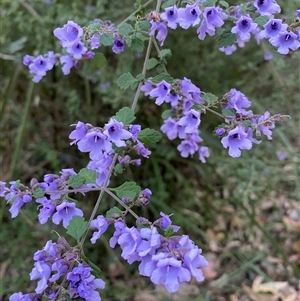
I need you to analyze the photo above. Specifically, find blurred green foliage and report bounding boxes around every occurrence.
[0,0,299,299]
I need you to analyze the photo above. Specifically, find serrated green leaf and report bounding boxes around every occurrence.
[219,0,229,8]
[156,65,165,73]
[93,53,107,69]
[255,16,269,26]
[161,0,177,9]
[130,81,139,90]
[160,49,172,59]
[118,23,134,35]
[66,216,88,242]
[78,168,97,184]
[218,29,236,48]
[151,73,174,84]
[114,107,136,125]
[137,20,151,31]
[136,73,145,81]
[130,36,144,52]
[117,72,138,90]
[138,128,162,146]
[67,175,86,188]
[33,187,45,198]
[161,109,175,119]
[114,181,141,199]
[106,206,123,218]
[147,58,159,70]
[87,22,101,34]
[203,0,218,7]
[202,93,218,104]
[222,108,235,117]
[100,33,114,46]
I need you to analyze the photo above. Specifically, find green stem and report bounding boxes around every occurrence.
[9,81,34,179]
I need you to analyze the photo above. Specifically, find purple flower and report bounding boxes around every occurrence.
[36,197,55,224]
[216,128,225,136]
[254,0,281,16]
[90,215,109,244]
[264,51,273,60]
[9,293,33,301]
[90,33,101,49]
[52,201,83,228]
[0,181,8,197]
[197,7,227,40]
[112,38,125,54]
[198,146,210,163]
[177,140,198,158]
[231,15,258,42]
[53,21,83,47]
[225,88,252,115]
[219,45,237,55]
[149,21,168,46]
[29,55,55,82]
[69,121,89,145]
[221,126,252,157]
[129,124,141,142]
[256,111,275,140]
[6,190,32,218]
[296,9,300,17]
[149,80,171,105]
[23,55,32,66]
[269,31,300,54]
[103,118,132,147]
[161,6,178,29]
[276,151,286,160]
[141,81,154,96]
[67,40,87,59]
[161,117,178,140]
[109,221,126,248]
[178,4,201,29]
[137,227,161,257]
[60,55,74,75]
[259,19,288,39]
[30,261,51,293]
[178,109,201,133]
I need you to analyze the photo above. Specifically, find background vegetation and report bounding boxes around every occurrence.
[0,0,299,300]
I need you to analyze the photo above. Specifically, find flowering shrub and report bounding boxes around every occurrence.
[2,0,299,300]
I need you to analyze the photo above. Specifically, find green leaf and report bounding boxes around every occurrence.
[118,23,134,35]
[147,58,159,70]
[87,22,101,34]
[137,20,151,31]
[136,73,145,81]
[156,65,165,73]
[242,120,252,127]
[93,53,107,69]
[222,108,235,117]
[203,0,218,7]
[114,107,136,125]
[130,81,139,90]
[106,206,123,218]
[100,33,114,46]
[130,36,144,52]
[151,73,174,84]
[114,163,124,174]
[114,181,141,199]
[164,225,175,238]
[87,259,102,277]
[138,128,162,146]
[219,0,229,8]
[33,187,45,198]
[161,109,175,119]
[42,294,49,301]
[66,216,88,242]
[160,49,172,59]
[255,16,269,26]
[218,29,236,48]
[202,93,218,105]
[67,175,86,188]
[117,72,138,90]
[15,180,21,189]
[78,168,97,184]
[161,0,177,9]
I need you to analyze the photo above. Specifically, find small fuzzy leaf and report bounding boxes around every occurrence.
[137,20,151,31]
[117,72,138,90]
[130,36,144,52]
[93,53,107,69]
[147,58,159,70]
[114,181,141,199]
[218,29,236,47]
[161,0,177,9]
[114,164,124,174]
[160,49,172,59]
[100,33,114,46]
[66,216,88,242]
[78,168,97,184]
[202,93,218,104]
[138,128,162,146]
[67,175,86,188]
[15,180,21,189]
[136,73,145,81]
[255,16,269,26]
[118,23,134,35]
[164,225,175,238]
[219,0,229,8]
[161,109,175,119]
[151,73,174,84]
[114,107,136,125]
[33,187,45,198]
[106,206,123,218]
[203,0,218,7]
[242,120,252,127]
[222,108,235,117]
